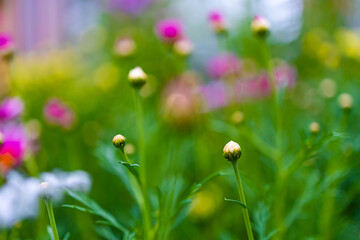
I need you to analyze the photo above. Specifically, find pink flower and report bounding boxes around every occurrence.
[0,33,15,55]
[155,19,184,43]
[208,11,227,33]
[0,123,28,175]
[198,81,228,110]
[161,73,200,127]
[206,53,240,79]
[235,74,271,101]
[43,98,75,130]
[0,97,24,121]
[275,64,297,88]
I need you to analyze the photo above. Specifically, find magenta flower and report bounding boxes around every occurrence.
[198,81,228,110]
[108,0,153,15]
[155,19,184,43]
[0,97,24,121]
[206,53,240,79]
[208,11,227,33]
[0,33,15,56]
[0,123,28,175]
[43,98,75,130]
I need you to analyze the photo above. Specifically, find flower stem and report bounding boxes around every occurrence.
[44,200,60,240]
[261,39,287,238]
[133,90,152,240]
[231,161,254,240]
[121,149,133,165]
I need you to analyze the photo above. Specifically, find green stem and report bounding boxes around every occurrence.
[45,200,60,240]
[231,161,254,240]
[121,149,133,165]
[261,40,282,155]
[261,39,287,238]
[133,90,152,240]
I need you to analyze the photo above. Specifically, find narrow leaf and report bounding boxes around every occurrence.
[224,198,247,208]
[119,161,140,181]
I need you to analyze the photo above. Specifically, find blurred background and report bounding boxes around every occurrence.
[1,0,360,239]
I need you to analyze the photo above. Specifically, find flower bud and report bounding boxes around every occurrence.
[338,93,353,109]
[223,141,241,162]
[173,39,193,57]
[319,78,336,98]
[309,121,320,133]
[39,181,51,199]
[128,67,148,89]
[231,111,244,125]
[115,37,136,57]
[208,11,227,34]
[112,134,126,150]
[251,15,271,38]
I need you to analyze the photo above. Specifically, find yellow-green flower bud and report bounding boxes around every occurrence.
[338,93,353,109]
[309,121,320,133]
[112,134,126,150]
[251,15,271,38]
[223,141,242,162]
[128,67,148,89]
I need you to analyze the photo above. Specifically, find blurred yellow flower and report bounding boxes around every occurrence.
[189,190,217,220]
[94,62,119,91]
[335,29,360,59]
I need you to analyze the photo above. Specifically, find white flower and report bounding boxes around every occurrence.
[0,169,91,229]
[40,170,91,201]
[0,172,41,228]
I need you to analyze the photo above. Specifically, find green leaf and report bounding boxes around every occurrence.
[94,226,119,240]
[63,233,71,240]
[119,161,140,181]
[62,204,95,214]
[189,171,228,196]
[65,190,129,234]
[224,198,247,208]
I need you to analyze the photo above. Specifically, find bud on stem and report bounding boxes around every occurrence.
[223,141,242,162]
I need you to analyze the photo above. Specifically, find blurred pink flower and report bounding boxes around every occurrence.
[206,53,240,79]
[208,11,227,33]
[235,74,271,101]
[275,64,297,88]
[0,34,15,52]
[161,73,200,127]
[0,97,24,121]
[155,19,184,43]
[209,11,224,23]
[108,0,153,15]
[43,98,75,130]
[198,81,228,110]
[0,123,28,175]
[199,63,297,109]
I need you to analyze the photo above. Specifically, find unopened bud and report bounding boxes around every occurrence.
[251,15,271,38]
[309,122,320,133]
[223,141,241,162]
[173,39,193,57]
[231,111,244,124]
[128,67,148,89]
[209,11,227,34]
[319,78,336,98]
[39,181,51,199]
[115,37,136,57]
[338,93,353,109]
[112,134,126,150]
